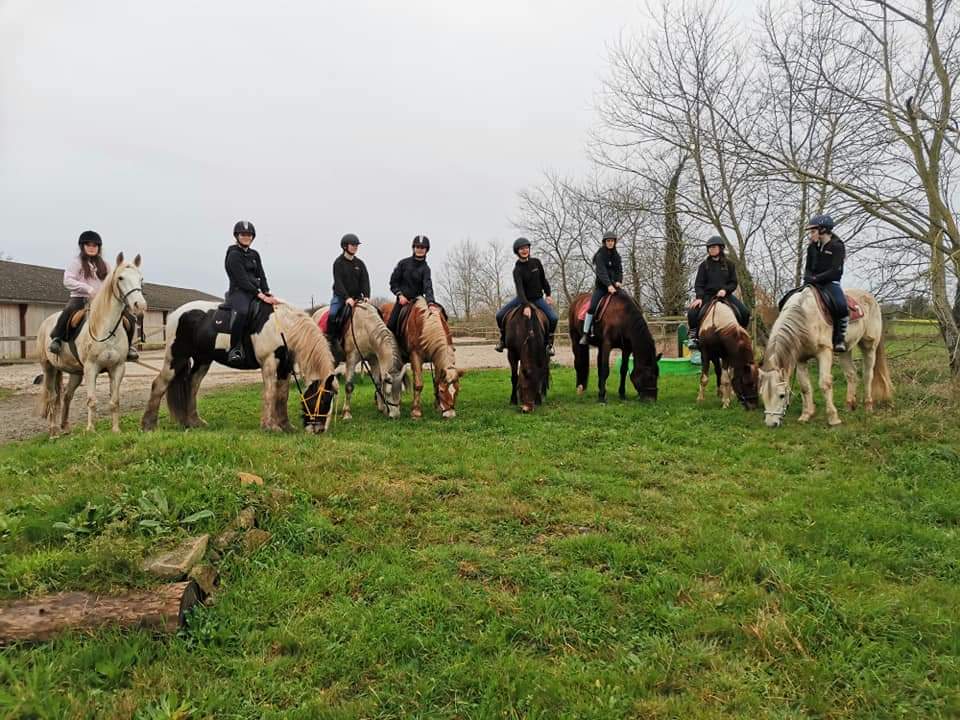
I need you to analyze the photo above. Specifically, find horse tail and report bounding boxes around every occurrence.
[165,357,192,426]
[871,334,894,404]
[38,361,61,421]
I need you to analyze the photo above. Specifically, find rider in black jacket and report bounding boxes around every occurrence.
[328,233,370,337]
[494,237,558,355]
[386,235,435,333]
[804,214,848,352]
[686,236,750,350]
[580,230,623,346]
[224,220,278,364]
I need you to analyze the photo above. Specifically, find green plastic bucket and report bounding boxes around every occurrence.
[616,355,701,376]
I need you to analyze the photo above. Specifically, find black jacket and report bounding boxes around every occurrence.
[225,244,269,296]
[805,236,845,284]
[694,257,738,299]
[332,255,371,300]
[513,258,551,302]
[389,256,435,304]
[593,247,623,289]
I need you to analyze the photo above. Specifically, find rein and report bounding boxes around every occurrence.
[279,330,337,425]
[348,305,401,409]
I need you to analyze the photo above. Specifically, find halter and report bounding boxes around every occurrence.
[87,276,144,343]
[763,379,792,422]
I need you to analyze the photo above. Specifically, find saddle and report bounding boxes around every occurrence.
[698,297,748,328]
[65,307,132,340]
[778,285,863,325]
[213,299,266,338]
[575,294,613,323]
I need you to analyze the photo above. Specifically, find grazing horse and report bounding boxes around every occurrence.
[312,302,404,420]
[380,297,464,419]
[503,304,550,413]
[36,254,146,436]
[759,286,892,427]
[568,291,660,403]
[696,299,759,410]
[142,302,339,433]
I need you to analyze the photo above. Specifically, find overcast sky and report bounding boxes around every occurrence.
[1,1,756,307]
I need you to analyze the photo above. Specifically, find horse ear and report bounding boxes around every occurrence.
[133,254,142,267]
[116,252,124,266]
[656,352,663,362]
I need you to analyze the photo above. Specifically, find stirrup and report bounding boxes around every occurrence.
[546,344,555,356]
[48,339,63,354]
[578,334,590,346]
[494,339,505,352]
[126,347,140,361]
[227,347,243,365]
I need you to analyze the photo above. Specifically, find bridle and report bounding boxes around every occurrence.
[87,273,144,343]
[763,378,792,423]
[348,303,401,410]
[277,329,338,428]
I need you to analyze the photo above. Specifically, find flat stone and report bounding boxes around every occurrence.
[142,535,209,580]
[241,529,272,554]
[265,487,293,510]
[238,472,264,486]
[213,530,239,550]
[188,564,219,596]
[233,507,257,530]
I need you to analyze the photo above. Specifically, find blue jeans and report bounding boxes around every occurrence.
[587,287,608,315]
[496,297,558,340]
[329,294,345,324]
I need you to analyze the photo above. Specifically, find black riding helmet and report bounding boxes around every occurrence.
[513,237,531,255]
[233,220,256,238]
[602,230,618,242]
[78,230,102,247]
[805,214,834,232]
[412,235,430,251]
[341,233,361,249]
[705,236,725,249]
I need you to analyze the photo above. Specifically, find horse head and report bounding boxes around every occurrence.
[630,352,661,401]
[380,368,404,420]
[434,366,465,419]
[300,373,340,433]
[759,366,791,427]
[114,253,147,317]
[735,361,760,410]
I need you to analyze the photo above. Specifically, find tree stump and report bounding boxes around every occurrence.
[0,580,202,644]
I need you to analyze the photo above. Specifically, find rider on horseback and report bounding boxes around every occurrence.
[386,235,435,333]
[686,236,750,351]
[225,220,278,365]
[327,233,370,357]
[48,230,139,361]
[579,230,623,346]
[494,237,558,356]
[804,214,848,353]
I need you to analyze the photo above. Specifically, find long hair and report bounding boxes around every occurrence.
[78,249,108,281]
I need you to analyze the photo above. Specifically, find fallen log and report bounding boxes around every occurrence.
[0,580,202,644]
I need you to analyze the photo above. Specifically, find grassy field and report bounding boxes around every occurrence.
[1,343,959,719]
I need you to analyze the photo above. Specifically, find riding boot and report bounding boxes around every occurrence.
[579,313,593,346]
[494,328,505,352]
[833,317,848,353]
[545,333,555,356]
[687,328,700,350]
[227,311,244,365]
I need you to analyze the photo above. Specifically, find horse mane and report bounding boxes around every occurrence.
[615,293,657,360]
[412,298,456,370]
[354,303,403,374]
[273,303,336,380]
[87,261,126,334]
[764,292,807,370]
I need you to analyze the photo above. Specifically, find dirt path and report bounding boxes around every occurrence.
[0,343,577,444]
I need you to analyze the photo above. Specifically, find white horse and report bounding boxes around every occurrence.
[36,254,146,436]
[759,286,893,427]
[312,302,405,420]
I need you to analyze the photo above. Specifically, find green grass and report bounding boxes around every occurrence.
[1,345,959,719]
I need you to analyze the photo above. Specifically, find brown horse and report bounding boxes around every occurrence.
[381,297,464,419]
[696,299,759,410]
[503,304,550,412]
[568,291,660,403]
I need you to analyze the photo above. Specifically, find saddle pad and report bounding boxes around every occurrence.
[69,309,87,329]
[847,295,864,321]
[316,309,331,334]
[576,295,611,322]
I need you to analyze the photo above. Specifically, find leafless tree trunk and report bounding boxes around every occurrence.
[662,156,688,314]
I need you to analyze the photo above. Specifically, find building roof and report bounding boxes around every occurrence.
[0,260,221,310]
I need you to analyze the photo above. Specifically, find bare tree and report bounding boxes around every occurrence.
[437,239,483,320]
[662,155,688,315]
[476,239,511,313]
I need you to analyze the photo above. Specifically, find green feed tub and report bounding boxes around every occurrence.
[617,355,701,376]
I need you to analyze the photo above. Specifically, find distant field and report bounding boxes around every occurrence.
[0,336,958,719]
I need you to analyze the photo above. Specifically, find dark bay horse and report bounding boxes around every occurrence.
[569,291,660,403]
[503,304,550,412]
[696,299,758,410]
[380,297,464,419]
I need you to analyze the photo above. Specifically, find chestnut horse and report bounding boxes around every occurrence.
[568,291,660,403]
[381,297,464,419]
[696,299,759,410]
[503,304,550,412]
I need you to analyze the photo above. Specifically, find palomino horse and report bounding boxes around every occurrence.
[380,297,464,419]
[142,302,339,433]
[568,291,661,403]
[759,286,893,427]
[503,304,550,413]
[696,299,759,410]
[312,302,405,420]
[36,254,146,436]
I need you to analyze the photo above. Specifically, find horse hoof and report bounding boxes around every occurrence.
[597,397,607,405]
[521,405,533,413]
[342,412,352,421]
[865,401,874,413]
[618,393,626,401]
[411,411,422,420]
[846,401,857,411]
[798,415,812,423]
[576,385,584,396]
[828,417,842,427]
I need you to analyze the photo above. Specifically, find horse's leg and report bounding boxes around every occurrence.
[596,343,611,403]
[84,362,99,432]
[860,339,877,412]
[410,353,424,419]
[618,350,629,400]
[342,350,356,421]
[60,372,82,433]
[573,339,589,395]
[142,359,176,430]
[274,376,292,431]
[508,348,519,405]
[697,362,709,404]
[107,362,126,433]
[720,360,732,409]
[837,351,858,411]
[187,362,211,427]
[816,350,841,426]
[796,363,815,422]
[714,357,723,398]
[367,357,385,414]
[40,362,62,436]
[259,355,280,430]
